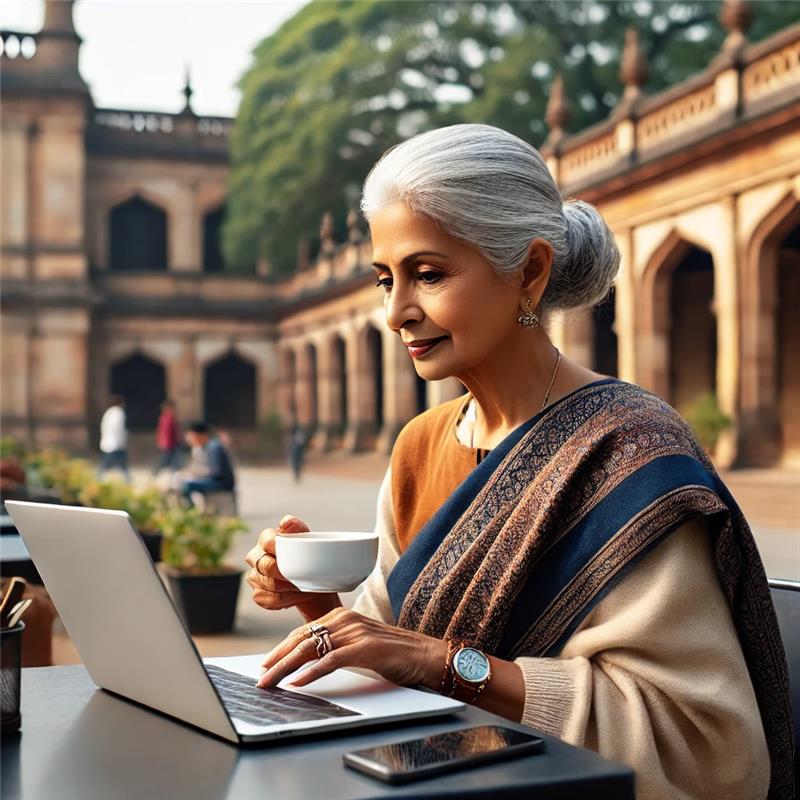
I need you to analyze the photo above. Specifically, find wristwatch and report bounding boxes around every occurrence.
[446,644,492,703]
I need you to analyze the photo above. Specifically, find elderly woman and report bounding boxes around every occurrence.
[245,125,792,800]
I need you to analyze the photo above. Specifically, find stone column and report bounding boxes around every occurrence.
[30,308,90,450]
[711,198,740,467]
[614,230,638,383]
[377,331,418,453]
[31,113,87,281]
[342,326,376,452]
[295,344,318,433]
[313,336,344,451]
[170,184,198,271]
[277,348,298,431]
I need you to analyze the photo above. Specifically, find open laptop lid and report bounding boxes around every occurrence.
[7,501,240,743]
[8,501,464,744]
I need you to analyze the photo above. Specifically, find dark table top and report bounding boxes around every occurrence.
[1,665,634,800]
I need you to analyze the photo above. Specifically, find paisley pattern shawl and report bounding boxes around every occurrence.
[386,380,794,799]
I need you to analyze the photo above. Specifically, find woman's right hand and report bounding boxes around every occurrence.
[245,515,341,622]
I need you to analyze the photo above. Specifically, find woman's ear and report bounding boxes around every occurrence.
[520,238,553,307]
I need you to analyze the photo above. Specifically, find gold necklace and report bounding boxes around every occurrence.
[470,348,562,450]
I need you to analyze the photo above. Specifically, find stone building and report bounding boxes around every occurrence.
[1,1,798,466]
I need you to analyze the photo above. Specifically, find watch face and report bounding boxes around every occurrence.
[454,648,490,683]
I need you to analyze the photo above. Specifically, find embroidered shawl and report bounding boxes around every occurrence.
[386,380,794,799]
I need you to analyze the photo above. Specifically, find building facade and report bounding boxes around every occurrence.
[1,1,798,466]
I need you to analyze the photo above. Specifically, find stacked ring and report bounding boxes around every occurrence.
[307,623,334,658]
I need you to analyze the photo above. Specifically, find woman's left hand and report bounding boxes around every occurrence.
[257,607,447,690]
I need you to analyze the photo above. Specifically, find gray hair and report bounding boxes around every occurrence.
[360,123,619,312]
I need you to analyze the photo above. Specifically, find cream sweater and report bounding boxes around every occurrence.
[353,469,771,800]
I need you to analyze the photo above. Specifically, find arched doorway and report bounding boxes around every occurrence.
[110,353,165,431]
[669,246,716,414]
[202,205,226,272]
[110,196,168,270]
[204,353,256,428]
[366,326,384,432]
[592,289,618,377]
[641,237,717,412]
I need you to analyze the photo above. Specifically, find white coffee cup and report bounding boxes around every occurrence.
[275,531,379,593]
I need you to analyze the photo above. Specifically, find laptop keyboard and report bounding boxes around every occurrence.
[205,664,361,727]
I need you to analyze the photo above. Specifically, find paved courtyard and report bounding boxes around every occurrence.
[52,454,799,665]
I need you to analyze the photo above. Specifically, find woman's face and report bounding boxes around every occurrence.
[370,202,522,382]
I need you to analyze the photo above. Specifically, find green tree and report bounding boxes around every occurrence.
[225,0,796,275]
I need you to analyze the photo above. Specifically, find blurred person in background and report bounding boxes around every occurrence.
[178,421,235,506]
[98,395,129,482]
[154,399,181,475]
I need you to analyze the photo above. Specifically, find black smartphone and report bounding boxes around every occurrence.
[343,725,545,784]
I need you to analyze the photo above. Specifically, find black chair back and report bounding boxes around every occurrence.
[769,578,799,792]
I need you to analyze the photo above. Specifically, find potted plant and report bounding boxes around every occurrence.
[156,506,248,634]
[79,480,167,562]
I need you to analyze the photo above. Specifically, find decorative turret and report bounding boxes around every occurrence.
[181,65,195,115]
[319,211,336,256]
[19,0,88,93]
[543,73,570,150]
[612,27,649,118]
[720,0,753,56]
[347,209,363,243]
[620,27,649,101]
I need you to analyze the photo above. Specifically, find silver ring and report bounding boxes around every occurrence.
[256,553,270,577]
[307,623,334,657]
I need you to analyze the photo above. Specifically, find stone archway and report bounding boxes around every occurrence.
[110,352,166,431]
[110,195,168,270]
[639,234,716,412]
[203,352,257,429]
[669,247,716,414]
[740,196,800,466]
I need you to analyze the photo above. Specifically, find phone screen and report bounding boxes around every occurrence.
[346,725,544,776]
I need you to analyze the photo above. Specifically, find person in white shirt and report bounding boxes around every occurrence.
[98,395,130,482]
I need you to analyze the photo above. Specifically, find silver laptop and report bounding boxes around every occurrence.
[6,500,463,744]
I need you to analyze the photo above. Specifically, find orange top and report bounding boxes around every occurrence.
[390,396,486,553]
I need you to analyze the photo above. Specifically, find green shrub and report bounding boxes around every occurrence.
[157,506,248,571]
[685,393,732,451]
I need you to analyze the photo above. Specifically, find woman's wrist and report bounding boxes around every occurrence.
[417,635,449,692]
[297,593,341,623]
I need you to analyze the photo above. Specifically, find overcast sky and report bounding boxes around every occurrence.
[1,0,307,117]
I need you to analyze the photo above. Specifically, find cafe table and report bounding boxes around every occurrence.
[1,665,635,800]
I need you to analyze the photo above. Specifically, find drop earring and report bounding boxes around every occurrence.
[517,297,539,328]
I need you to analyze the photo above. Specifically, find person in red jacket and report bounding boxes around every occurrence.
[154,399,182,474]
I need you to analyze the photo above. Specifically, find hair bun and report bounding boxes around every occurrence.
[543,200,620,312]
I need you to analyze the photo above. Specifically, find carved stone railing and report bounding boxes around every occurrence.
[558,126,618,186]
[636,82,718,152]
[545,22,800,192]
[742,30,800,108]
[0,30,38,61]
[92,109,233,139]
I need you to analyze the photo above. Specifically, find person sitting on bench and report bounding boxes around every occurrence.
[179,421,235,507]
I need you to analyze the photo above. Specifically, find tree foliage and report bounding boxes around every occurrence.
[224,0,797,275]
